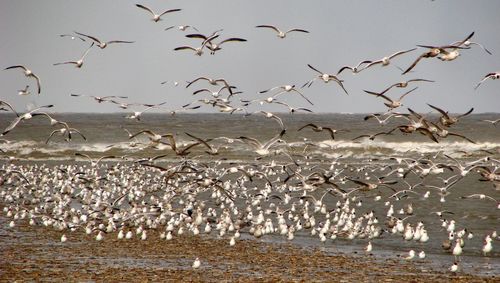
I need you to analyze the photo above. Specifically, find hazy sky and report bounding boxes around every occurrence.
[1,0,500,114]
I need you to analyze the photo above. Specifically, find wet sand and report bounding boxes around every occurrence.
[0,220,496,282]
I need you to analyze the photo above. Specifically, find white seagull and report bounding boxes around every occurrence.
[74,31,134,49]
[135,4,181,22]
[256,25,309,38]
[475,72,500,90]
[4,65,41,94]
[54,42,94,68]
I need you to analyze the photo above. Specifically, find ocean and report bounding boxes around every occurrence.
[1,113,499,160]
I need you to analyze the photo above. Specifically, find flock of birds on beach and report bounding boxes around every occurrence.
[1,2,499,274]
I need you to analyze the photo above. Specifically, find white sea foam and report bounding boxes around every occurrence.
[2,138,498,161]
[315,139,499,155]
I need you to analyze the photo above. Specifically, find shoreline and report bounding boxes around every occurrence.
[0,219,495,282]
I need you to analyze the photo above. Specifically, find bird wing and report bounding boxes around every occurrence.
[4,65,27,71]
[448,132,476,144]
[96,155,116,164]
[407,108,424,121]
[262,111,284,129]
[469,42,492,55]
[263,129,286,149]
[140,163,171,172]
[174,46,197,52]
[45,130,60,144]
[416,44,470,50]
[186,77,210,88]
[129,129,154,139]
[54,61,77,66]
[59,34,86,41]
[213,184,235,201]
[296,107,313,113]
[75,152,92,162]
[301,78,316,88]
[307,64,323,75]
[29,104,54,113]
[0,101,18,116]
[31,73,42,94]
[81,42,94,59]
[348,178,369,188]
[402,53,426,74]
[407,78,435,83]
[377,83,399,96]
[135,4,155,16]
[74,31,102,45]
[337,66,354,75]
[159,8,182,17]
[335,79,349,95]
[286,28,309,34]
[163,134,177,151]
[374,128,396,137]
[2,116,22,135]
[364,90,393,103]
[107,40,134,45]
[238,136,262,149]
[218,38,247,45]
[323,127,336,140]
[416,127,439,143]
[255,25,280,33]
[355,60,374,69]
[352,134,370,141]
[388,48,417,59]
[474,75,493,90]
[214,78,231,86]
[185,132,213,152]
[398,87,418,101]
[193,89,211,95]
[427,103,449,118]
[363,114,379,121]
[259,86,281,93]
[202,34,220,47]
[185,33,209,40]
[298,123,319,132]
[453,31,475,47]
[457,107,474,118]
[363,60,383,69]
[291,88,314,105]
[70,128,87,140]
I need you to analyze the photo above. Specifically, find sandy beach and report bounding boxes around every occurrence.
[0,218,495,283]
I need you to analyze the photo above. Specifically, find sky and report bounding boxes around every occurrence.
[1,0,500,114]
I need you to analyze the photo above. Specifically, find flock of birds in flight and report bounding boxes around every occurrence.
[0,2,499,274]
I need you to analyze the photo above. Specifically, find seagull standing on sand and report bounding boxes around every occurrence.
[192,258,201,269]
